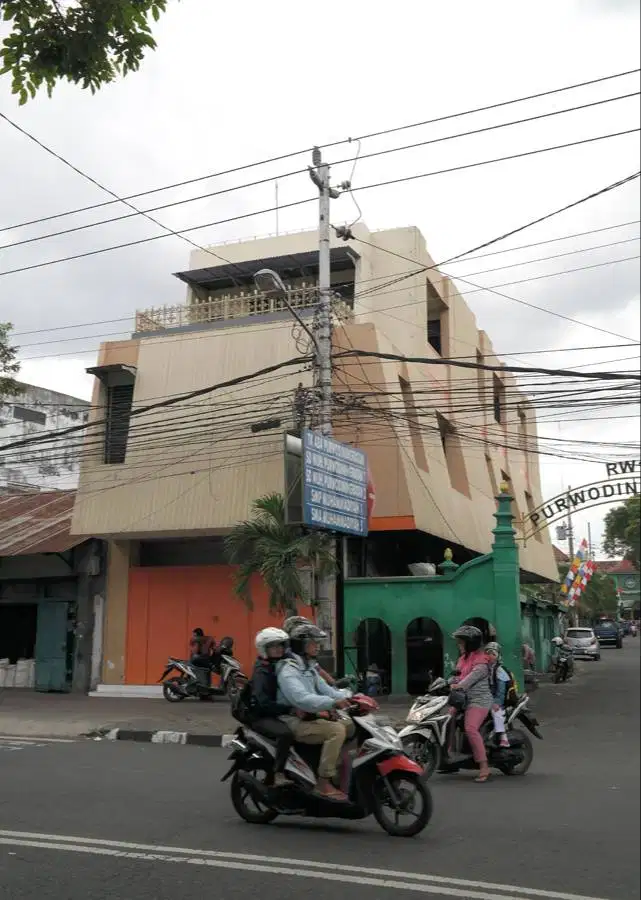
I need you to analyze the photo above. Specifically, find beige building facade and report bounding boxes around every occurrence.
[71,224,557,690]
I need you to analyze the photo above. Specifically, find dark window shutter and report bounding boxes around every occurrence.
[104,384,134,464]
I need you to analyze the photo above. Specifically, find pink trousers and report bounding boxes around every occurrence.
[449,705,489,764]
[463,707,489,763]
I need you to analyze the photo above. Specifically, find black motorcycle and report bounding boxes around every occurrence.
[553,643,575,683]
[160,638,246,702]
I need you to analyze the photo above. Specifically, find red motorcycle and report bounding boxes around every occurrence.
[223,694,432,837]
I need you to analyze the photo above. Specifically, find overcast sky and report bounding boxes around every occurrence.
[0,0,639,556]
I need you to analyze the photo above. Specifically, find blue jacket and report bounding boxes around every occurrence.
[276,654,350,714]
[492,665,510,706]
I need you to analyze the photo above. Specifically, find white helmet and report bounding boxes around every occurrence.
[255,627,289,657]
[551,636,563,646]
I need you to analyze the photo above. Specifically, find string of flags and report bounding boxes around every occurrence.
[560,538,597,607]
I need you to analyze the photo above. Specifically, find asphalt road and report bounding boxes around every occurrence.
[0,642,638,900]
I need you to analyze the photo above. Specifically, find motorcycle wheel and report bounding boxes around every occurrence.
[230,765,279,825]
[497,728,533,776]
[554,667,565,684]
[400,734,441,780]
[162,677,186,702]
[372,773,433,837]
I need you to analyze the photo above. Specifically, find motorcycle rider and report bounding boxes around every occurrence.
[250,628,295,786]
[449,624,493,783]
[276,622,353,800]
[282,616,338,686]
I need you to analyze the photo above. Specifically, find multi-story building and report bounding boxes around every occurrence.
[70,224,558,694]
[0,383,89,491]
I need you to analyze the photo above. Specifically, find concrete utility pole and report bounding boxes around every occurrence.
[308,148,341,658]
[308,147,339,439]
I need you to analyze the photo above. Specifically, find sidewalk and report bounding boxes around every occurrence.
[0,689,410,745]
[0,667,565,747]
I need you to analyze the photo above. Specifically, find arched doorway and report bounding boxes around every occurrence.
[406,617,444,695]
[462,617,495,645]
[354,618,392,693]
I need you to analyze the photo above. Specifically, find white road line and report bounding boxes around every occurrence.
[0,830,609,900]
[0,736,75,743]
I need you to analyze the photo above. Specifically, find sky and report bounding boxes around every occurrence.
[0,0,639,557]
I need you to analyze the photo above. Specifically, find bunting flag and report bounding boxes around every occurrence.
[568,559,597,607]
[561,538,589,595]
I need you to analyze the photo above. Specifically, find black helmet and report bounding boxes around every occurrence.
[282,615,312,636]
[452,624,483,652]
[219,636,234,653]
[289,623,326,656]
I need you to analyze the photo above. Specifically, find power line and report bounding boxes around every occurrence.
[333,348,641,381]
[3,89,638,254]
[1,127,638,279]
[3,66,638,233]
[0,354,312,455]
[10,218,640,341]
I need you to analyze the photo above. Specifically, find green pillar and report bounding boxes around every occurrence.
[492,482,524,689]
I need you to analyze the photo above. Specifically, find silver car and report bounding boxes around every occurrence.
[564,627,601,660]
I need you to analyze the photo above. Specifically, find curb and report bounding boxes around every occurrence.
[98,728,236,747]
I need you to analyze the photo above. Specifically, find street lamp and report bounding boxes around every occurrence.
[253,268,319,354]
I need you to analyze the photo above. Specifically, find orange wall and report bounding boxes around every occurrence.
[125,565,312,684]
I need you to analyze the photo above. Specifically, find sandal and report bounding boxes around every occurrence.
[474,772,491,783]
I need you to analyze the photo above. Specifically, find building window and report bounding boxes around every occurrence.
[399,377,428,471]
[525,491,542,543]
[13,405,46,427]
[501,471,521,532]
[426,278,448,356]
[485,454,498,497]
[437,413,470,497]
[104,384,134,464]
[492,375,505,424]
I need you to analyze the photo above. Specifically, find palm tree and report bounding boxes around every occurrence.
[225,492,336,614]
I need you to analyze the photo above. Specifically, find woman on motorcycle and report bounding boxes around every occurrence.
[449,625,493,783]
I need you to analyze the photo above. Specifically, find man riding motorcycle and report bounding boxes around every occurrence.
[282,616,338,686]
[276,622,353,800]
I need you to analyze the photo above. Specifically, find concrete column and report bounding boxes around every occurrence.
[492,482,524,688]
[101,540,134,684]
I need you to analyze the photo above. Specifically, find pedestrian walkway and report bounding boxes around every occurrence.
[0,689,408,742]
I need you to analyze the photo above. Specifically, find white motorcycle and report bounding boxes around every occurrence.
[398,677,542,779]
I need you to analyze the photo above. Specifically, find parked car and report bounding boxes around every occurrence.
[564,627,601,660]
[592,620,623,649]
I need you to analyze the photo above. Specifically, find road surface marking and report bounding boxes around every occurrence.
[0,829,609,900]
[0,736,75,743]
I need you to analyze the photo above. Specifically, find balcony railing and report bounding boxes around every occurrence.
[136,285,322,333]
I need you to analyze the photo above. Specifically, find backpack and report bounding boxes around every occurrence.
[491,664,519,708]
[230,678,254,725]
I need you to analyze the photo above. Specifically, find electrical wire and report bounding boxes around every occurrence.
[1,127,638,279]
[3,66,638,233]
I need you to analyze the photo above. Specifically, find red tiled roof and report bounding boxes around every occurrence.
[553,545,570,564]
[0,490,83,556]
[594,559,638,575]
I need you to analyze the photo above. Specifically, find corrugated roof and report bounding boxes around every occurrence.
[0,490,83,556]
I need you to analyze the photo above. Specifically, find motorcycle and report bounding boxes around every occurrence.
[222,694,433,838]
[160,639,246,702]
[398,677,542,779]
[554,643,575,683]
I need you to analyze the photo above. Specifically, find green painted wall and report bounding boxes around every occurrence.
[344,487,527,693]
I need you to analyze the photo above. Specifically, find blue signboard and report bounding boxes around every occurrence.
[302,429,369,537]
